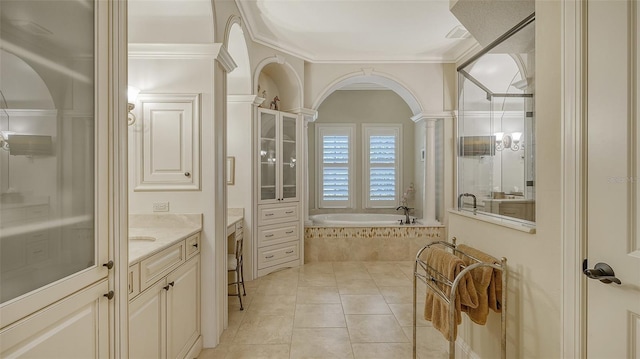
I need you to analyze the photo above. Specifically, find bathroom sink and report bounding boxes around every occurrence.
[129,236,157,241]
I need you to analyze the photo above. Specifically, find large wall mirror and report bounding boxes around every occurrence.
[457,16,535,223]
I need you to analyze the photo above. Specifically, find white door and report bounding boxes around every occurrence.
[586,1,640,357]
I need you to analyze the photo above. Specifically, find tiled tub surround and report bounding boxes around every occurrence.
[304,226,445,262]
[129,213,202,262]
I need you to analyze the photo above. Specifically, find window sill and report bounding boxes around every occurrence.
[448,209,536,234]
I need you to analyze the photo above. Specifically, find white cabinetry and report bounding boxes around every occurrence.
[255,109,303,277]
[0,279,109,358]
[134,94,200,191]
[129,233,201,359]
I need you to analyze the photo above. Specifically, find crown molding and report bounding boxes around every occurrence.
[128,43,218,59]
[215,44,237,73]
[288,107,318,122]
[227,95,264,106]
[410,111,456,123]
[127,43,238,73]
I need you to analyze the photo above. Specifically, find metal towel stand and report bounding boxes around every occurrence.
[412,237,507,359]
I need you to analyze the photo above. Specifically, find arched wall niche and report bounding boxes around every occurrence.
[253,57,303,111]
[311,71,423,117]
[225,19,251,95]
[0,50,55,110]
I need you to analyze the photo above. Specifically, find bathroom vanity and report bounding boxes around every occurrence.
[483,198,535,222]
[128,214,202,359]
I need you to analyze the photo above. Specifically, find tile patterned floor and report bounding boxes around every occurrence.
[199,261,448,359]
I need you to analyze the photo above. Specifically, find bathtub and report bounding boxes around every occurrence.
[310,213,418,226]
[305,213,444,261]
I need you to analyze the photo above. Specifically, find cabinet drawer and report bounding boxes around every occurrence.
[140,241,185,290]
[185,233,200,258]
[128,263,140,298]
[258,203,299,226]
[258,222,298,248]
[257,241,299,269]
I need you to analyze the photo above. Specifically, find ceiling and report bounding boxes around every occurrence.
[235,0,479,63]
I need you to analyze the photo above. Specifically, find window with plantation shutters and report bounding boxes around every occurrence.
[316,124,355,208]
[363,124,401,208]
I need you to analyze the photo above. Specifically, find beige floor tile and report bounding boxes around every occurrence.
[332,261,368,272]
[345,314,408,343]
[402,326,448,359]
[388,303,430,327]
[378,286,415,304]
[298,272,337,287]
[351,343,413,359]
[233,314,294,344]
[337,278,380,295]
[247,295,297,316]
[341,294,391,315]
[290,328,354,359]
[224,344,290,358]
[256,282,299,296]
[197,344,230,359]
[369,271,412,287]
[298,262,335,274]
[294,303,346,328]
[297,286,341,304]
[363,262,404,274]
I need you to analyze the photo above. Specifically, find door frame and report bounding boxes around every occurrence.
[561,1,588,357]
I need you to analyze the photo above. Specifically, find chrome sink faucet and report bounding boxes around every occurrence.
[396,206,412,224]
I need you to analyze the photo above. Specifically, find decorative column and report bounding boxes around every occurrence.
[411,113,440,225]
[292,108,318,226]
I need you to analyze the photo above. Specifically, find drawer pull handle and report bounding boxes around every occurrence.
[265,234,274,238]
[265,213,274,217]
[192,243,198,248]
[164,285,171,291]
[285,231,294,234]
[169,281,175,287]
[285,250,294,254]
[103,260,114,270]
[265,255,274,259]
[285,211,294,214]
[103,291,115,300]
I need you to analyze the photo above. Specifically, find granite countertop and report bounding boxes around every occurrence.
[129,210,244,264]
[227,207,244,230]
[129,213,202,264]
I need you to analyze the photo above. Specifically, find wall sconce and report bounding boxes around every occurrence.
[0,130,15,151]
[127,86,140,126]
[494,131,522,151]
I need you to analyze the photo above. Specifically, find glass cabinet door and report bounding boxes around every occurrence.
[0,0,103,306]
[280,114,297,200]
[259,110,277,201]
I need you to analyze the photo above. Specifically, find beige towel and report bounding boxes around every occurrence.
[456,244,503,325]
[423,247,479,341]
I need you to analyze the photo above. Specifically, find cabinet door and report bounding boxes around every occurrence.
[0,0,110,328]
[280,113,299,201]
[135,94,200,191]
[130,279,167,359]
[258,109,278,202]
[0,279,109,358]
[166,255,200,359]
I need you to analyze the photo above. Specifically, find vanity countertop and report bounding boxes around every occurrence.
[129,213,202,264]
[227,208,244,232]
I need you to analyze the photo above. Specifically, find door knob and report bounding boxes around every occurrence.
[582,259,622,285]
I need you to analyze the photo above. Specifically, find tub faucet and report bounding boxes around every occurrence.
[457,193,477,213]
[396,206,412,224]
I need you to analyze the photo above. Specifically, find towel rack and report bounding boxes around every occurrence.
[412,237,507,359]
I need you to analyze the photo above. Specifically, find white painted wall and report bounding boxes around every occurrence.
[448,2,561,358]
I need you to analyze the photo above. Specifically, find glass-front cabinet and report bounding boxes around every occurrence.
[258,108,299,203]
[0,0,115,356]
[457,17,536,224]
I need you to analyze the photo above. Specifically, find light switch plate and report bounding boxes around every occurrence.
[153,202,169,212]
